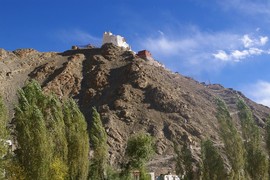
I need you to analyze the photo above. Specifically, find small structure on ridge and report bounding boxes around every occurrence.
[136,50,165,68]
[137,50,154,61]
[71,44,95,50]
[102,32,131,50]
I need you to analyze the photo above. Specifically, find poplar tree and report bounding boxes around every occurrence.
[174,141,194,180]
[15,82,53,180]
[216,98,245,179]
[174,142,185,177]
[237,99,268,180]
[89,107,108,180]
[14,81,89,180]
[0,96,9,179]
[63,99,89,180]
[201,139,226,180]
[46,96,68,180]
[266,116,270,177]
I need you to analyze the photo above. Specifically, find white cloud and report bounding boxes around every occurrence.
[142,29,241,55]
[145,36,197,56]
[138,29,242,74]
[213,34,269,61]
[243,80,270,107]
[137,28,270,75]
[213,47,265,62]
[213,50,229,61]
[231,50,249,60]
[260,36,268,45]
[241,34,268,48]
[242,35,253,48]
[248,47,263,55]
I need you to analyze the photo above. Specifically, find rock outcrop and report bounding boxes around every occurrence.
[1,43,270,173]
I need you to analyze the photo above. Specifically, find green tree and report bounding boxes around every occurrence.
[50,158,68,180]
[174,140,194,180]
[14,81,89,180]
[63,99,89,180]
[45,96,69,180]
[201,139,226,180]
[237,100,260,148]
[237,99,268,180]
[216,98,245,179]
[0,96,9,179]
[174,142,184,178]
[124,133,155,180]
[15,83,53,180]
[46,96,68,164]
[266,116,270,178]
[4,158,26,180]
[88,107,108,180]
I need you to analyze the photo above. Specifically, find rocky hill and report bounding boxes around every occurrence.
[1,44,270,174]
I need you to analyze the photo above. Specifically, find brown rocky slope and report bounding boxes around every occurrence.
[1,44,270,173]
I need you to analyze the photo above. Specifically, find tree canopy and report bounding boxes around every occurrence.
[216,98,245,179]
[13,81,89,180]
[88,107,109,180]
[201,139,226,180]
[0,96,9,179]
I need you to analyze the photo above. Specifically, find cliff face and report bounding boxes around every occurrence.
[1,44,270,173]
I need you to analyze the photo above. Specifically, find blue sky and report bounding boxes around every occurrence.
[1,0,270,107]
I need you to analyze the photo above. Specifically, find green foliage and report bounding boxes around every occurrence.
[14,81,89,180]
[50,158,68,180]
[46,96,68,163]
[237,99,268,180]
[15,84,53,179]
[106,166,122,180]
[266,117,270,177]
[216,98,245,179]
[63,99,89,180]
[245,147,268,180]
[90,107,108,150]
[174,141,194,180]
[121,133,154,180]
[88,107,108,180]
[139,166,151,180]
[4,158,26,180]
[0,96,9,179]
[201,139,227,180]
[237,99,260,147]
[174,142,184,177]
[266,117,270,155]
[125,133,155,170]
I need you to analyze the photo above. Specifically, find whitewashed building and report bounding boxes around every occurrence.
[157,174,180,180]
[102,32,131,50]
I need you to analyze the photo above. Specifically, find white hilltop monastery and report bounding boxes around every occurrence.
[102,32,131,50]
[101,31,165,69]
